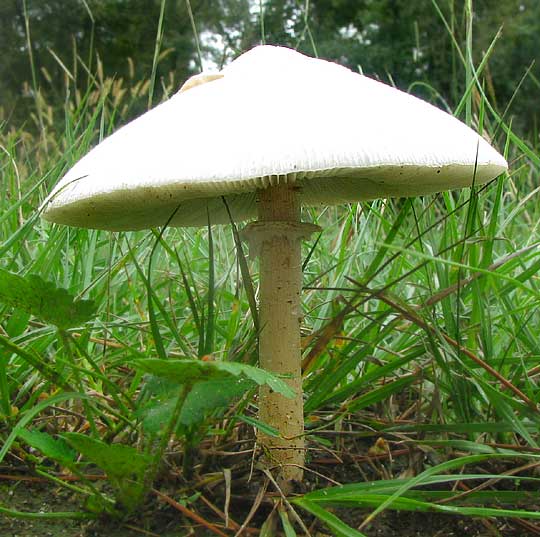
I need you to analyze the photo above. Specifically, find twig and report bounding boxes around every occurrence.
[262,469,312,536]
[198,495,259,535]
[234,479,268,537]
[153,488,229,537]
[122,523,162,537]
[223,468,232,529]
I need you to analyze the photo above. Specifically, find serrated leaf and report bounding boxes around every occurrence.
[62,433,151,512]
[140,392,178,436]
[182,377,254,425]
[136,376,178,436]
[18,429,76,466]
[139,375,254,433]
[134,358,220,384]
[0,268,96,329]
[134,358,295,399]
[4,309,31,337]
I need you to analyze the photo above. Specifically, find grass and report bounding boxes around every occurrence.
[1,2,540,536]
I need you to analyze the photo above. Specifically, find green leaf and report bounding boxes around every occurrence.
[62,433,151,512]
[300,454,540,524]
[346,375,418,413]
[236,414,280,438]
[0,503,96,520]
[0,333,71,390]
[4,309,31,338]
[293,498,367,537]
[139,393,178,436]
[0,268,96,329]
[298,492,540,521]
[223,197,259,331]
[134,358,295,399]
[182,377,254,425]
[18,429,76,466]
[203,210,216,356]
[139,375,253,432]
[0,392,85,465]
[260,513,277,536]
[302,474,540,503]
[278,506,297,537]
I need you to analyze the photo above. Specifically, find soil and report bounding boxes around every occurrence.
[1,473,537,537]
[2,430,538,537]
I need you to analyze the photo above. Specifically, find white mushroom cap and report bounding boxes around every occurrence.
[42,45,508,230]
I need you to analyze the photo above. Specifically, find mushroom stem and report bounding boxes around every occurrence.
[243,183,318,483]
[258,184,304,482]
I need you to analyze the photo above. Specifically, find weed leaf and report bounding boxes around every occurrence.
[139,376,253,432]
[181,377,253,425]
[134,358,295,398]
[62,432,151,512]
[0,268,96,329]
[18,428,76,466]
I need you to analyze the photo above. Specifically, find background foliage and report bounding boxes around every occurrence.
[1,0,538,134]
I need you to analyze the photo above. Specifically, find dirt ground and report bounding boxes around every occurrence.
[1,477,536,537]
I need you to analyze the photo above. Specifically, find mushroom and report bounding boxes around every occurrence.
[42,45,508,484]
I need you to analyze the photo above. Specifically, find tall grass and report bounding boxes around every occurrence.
[1,1,540,535]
